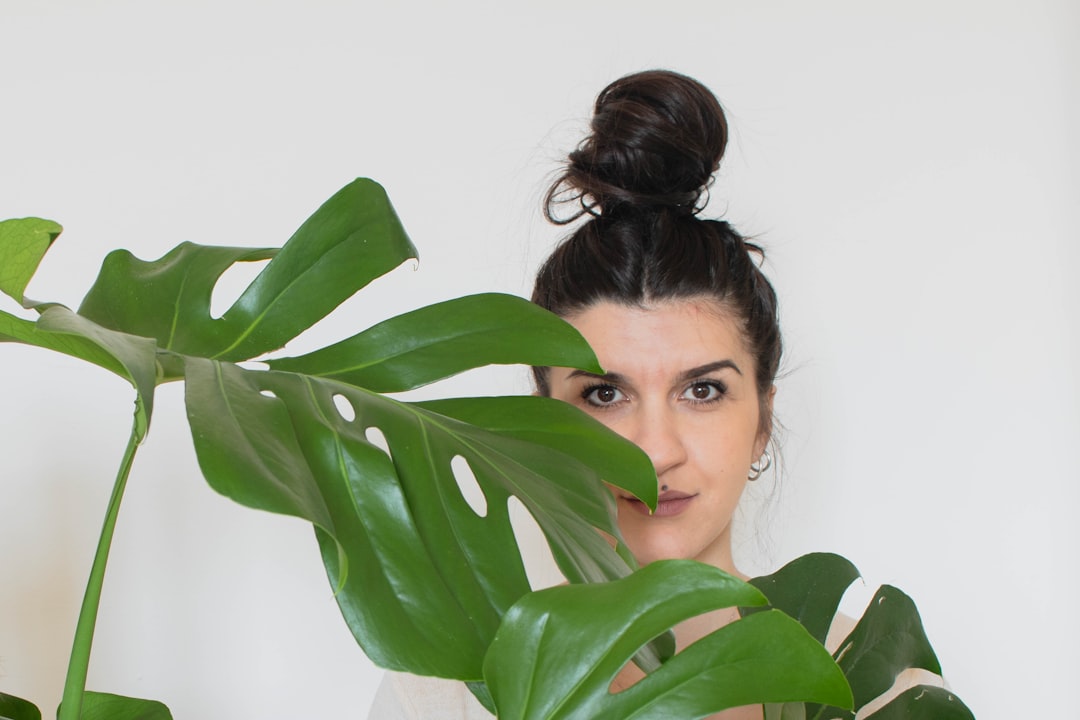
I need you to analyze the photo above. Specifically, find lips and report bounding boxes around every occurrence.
[622,490,697,518]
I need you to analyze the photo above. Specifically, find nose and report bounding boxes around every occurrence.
[623,403,687,480]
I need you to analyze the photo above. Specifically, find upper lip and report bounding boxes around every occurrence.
[657,490,695,502]
[623,490,696,502]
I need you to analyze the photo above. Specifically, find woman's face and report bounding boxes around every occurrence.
[548,297,771,574]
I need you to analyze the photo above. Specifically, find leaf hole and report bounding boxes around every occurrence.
[508,496,564,590]
[451,455,487,518]
[209,257,271,319]
[259,389,277,399]
[332,394,356,422]
[365,426,391,456]
[238,360,269,371]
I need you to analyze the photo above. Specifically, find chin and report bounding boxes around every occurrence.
[627,539,698,567]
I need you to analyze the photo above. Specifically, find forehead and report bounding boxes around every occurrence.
[563,298,752,378]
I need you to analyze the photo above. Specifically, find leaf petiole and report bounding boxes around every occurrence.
[58,424,141,720]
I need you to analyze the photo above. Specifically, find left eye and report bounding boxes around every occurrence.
[682,382,724,402]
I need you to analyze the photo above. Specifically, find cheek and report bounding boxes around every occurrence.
[687,421,759,477]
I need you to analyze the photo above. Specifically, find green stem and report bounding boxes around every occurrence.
[58,425,141,720]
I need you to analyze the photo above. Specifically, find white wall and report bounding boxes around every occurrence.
[2,1,1075,717]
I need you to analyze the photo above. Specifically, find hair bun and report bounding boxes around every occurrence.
[547,69,728,223]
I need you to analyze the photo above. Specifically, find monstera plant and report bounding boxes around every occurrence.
[0,180,968,719]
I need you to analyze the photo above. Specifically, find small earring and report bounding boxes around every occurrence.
[748,449,773,481]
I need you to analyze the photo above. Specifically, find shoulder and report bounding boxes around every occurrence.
[368,671,494,720]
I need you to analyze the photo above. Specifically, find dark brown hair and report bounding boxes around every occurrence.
[531,70,781,433]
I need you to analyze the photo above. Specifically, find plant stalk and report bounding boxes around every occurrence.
[58,425,141,720]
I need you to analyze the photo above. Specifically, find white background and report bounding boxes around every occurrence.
[2,1,1076,717]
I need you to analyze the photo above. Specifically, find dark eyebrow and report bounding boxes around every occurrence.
[564,360,741,385]
[677,360,742,382]
[565,369,627,384]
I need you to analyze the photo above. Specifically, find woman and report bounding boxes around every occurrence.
[529,68,779,719]
[532,68,778,579]
[370,69,781,720]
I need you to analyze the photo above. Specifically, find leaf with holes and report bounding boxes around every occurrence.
[4,178,661,707]
[77,178,416,363]
[828,585,942,712]
[745,554,964,720]
[484,560,853,719]
[184,359,656,680]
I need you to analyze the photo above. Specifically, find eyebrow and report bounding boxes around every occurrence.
[565,359,743,384]
[676,360,743,381]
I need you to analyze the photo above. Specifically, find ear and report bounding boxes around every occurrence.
[753,385,777,458]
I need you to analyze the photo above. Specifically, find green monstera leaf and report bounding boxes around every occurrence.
[747,552,860,646]
[747,554,972,720]
[484,560,853,719]
[183,360,656,680]
[4,178,655,689]
[78,179,416,364]
[826,585,945,715]
[3,180,659,715]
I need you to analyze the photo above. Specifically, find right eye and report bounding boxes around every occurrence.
[582,384,625,407]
